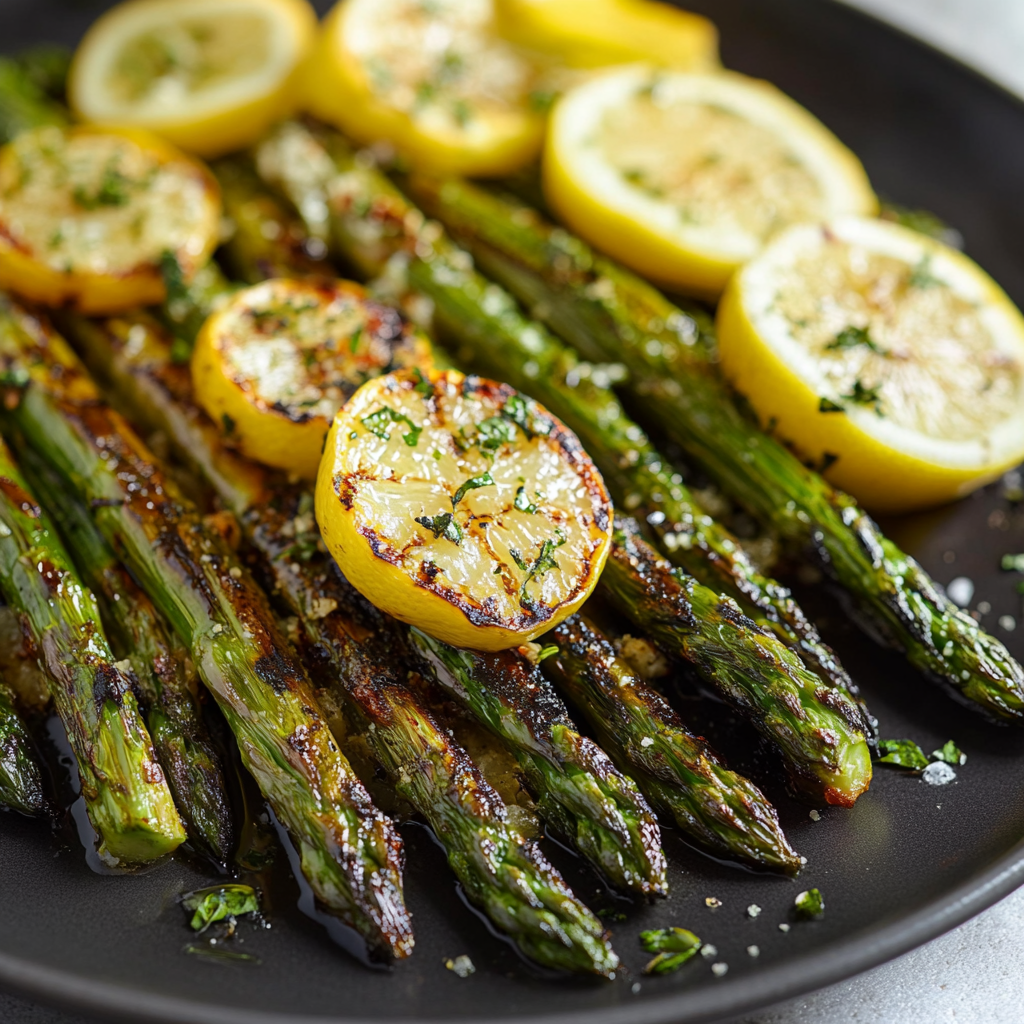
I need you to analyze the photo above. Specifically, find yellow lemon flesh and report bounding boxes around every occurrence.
[317,368,613,651]
[302,0,545,177]
[0,125,220,314]
[69,0,317,158]
[544,66,877,297]
[495,0,718,71]
[717,216,1024,514]
[192,278,434,480]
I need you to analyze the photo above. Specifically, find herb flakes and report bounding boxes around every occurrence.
[415,511,462,545]
[876,737,930,770]
[794,888,824,919]
[640,927,701,976]
[451,471,494,508]
[361,405,422,447]
[181,884,260,934]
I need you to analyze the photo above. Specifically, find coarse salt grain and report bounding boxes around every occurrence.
[711,963,728,977]
[747,904,761,918]
[747,945,760,958]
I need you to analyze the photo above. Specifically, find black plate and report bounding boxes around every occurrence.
[3,0,1024,1021]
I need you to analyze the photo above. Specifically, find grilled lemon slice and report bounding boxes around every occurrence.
[717,216,1024,513]
[316,369,613,650]
[302,0,545,177]
[0,125,219,315]
[68,0,317,158]
[192,278,434,480]
[495,0,718,71]
[545,66,877,297]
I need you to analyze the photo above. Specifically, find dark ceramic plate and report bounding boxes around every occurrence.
[4,0,1024,1021]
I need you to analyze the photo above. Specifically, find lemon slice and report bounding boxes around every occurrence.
[68,0,317,158]
[192,278,435,480]
[0,125,220,315]
[316,368,613,650]
[717,216,1024,513]
[495,0,718,71]
[544,66,877,297]
[302,0,545,177]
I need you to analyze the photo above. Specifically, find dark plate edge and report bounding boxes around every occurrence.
[3,1,1024,1022]
[3,836,1023,1024]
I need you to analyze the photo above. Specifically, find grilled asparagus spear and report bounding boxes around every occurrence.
[404,176,1024,723]
[412,630,667,895]
[0,435,184,861]
[0,297,413,960]
[19,447,234,862]
[70,316,619,973]
[602,519,871,806]
[0,672,45,815]
[543,616,801,873]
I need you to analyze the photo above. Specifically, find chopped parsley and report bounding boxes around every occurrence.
[181,884,259,934]
[475,416,517,453]
[931,739,966,766]
[412,367,434,397]
[640,927,702,976]
[513,485,538,514]
[221,413,236,437]
[414,511,462,544]
[361,405,422,447]
[510,532,566,609]
[842,379,882,410]
[826,325,885,354]
[793,888,824,919]
[876,737,929,770]
[536,644,559,662]
[348,324,363,354]
[451,471,494,508]
[818,397,844,413]
[502,393,548,438]
[72,160,133,210]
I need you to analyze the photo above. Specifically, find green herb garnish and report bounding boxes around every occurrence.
[819,397,844,413]
[476,416,517,452]
[536,644,559,662]
[348,324,363,354]
[842,379,882,410]
[0,366,29,388]
[794,888,824,918]
[414,511,462,544]
[412,367,434,397]
[931,739,966,766]
[1001,553,1024,572]
[513,532,567,609]
[361,405,422,447]
[221,413,236,437]
[451,471,494,508]
[908,255,941,289]
[181,884,259,933]
[876,737,929,770]
[513,485,538,513]
[826,325,885,354]
[502,393,548,438]
[72,160,132,209]
[639,927,701,975]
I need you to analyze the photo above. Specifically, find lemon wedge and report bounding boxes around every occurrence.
[68,0,317,158]
[192,278,435,480]
[302,0,545,177]
[0,125,220,314]
[316,368,613,650]
[717,216,1024,513]
[495,0,718,71]
[544,66,877,297]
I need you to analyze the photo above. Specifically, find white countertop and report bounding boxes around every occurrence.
[4,1,1024,1023]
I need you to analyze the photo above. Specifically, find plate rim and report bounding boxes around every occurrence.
[3,1,1024,1022]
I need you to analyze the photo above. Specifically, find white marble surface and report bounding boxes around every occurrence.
[4,1,1024,1022]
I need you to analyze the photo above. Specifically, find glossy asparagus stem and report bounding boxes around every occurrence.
[62,310,619,971]
[601,520,871,806]
[0,672,45,815]
[412,630,667,896]
[405,176,1024,724]
[0,436,184,861]
[20,447,234,862]
[543,616,801,873]
[0,298,412,960]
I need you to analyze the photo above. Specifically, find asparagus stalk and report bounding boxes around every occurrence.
[0,672,45,815]
[601,519,871,806]
[0,297,413,960]
[543,615,801,873]
[0,435,185,861]
[412,630,667,896]
[404,176,1024,724]
[60,314,621,969]
[19,446,235,862]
